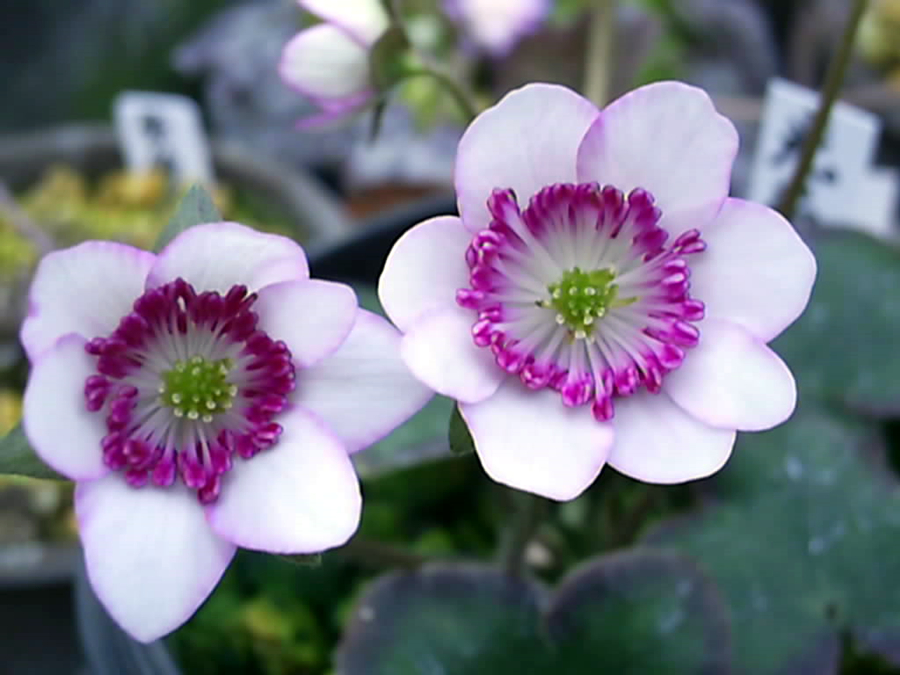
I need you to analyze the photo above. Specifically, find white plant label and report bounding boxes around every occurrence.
[748,78,898,238]
[113,91,214,184]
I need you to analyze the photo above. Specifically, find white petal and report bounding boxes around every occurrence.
[76,476,235,643]
[608,392,736,483]
[255,279,357,368]
[279,25,373,104]
[20,241,153,359]
[207,407,361,554]
[664,318,797,432]
[296,310,433,453]
[576,81,738,236]
[689,198,817,341]
[298,0,390,45]
[460,380,613,501]
[23,334,108,481]
[378,216,471,332]
[455,83,599,232]
[146,222,308,294]
[400,306,504,404]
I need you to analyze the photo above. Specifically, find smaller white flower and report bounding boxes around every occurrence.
[280,0,391,128]
[444,0,551,56]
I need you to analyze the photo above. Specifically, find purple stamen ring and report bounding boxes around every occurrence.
[83,278,295,503]
[456,183,707,422]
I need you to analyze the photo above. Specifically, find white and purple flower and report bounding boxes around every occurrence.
[444,0,550,56]
[21,222,431,641]
[279,0,390,128]
[379,82,816,501]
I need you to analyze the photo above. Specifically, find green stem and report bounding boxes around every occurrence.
[777,0,870,220]
[583,0,618,107]
[404,67,480,124]
[339,538,431,570]
[501,492,547,577]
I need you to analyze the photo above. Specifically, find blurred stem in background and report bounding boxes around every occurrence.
[584,0,618,107]
[501,491,548,577]
[777,0,871,221]
[404,67,480,124]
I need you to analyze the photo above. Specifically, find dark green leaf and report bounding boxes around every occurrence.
[336,553,730,674]
[0,423,66,480]
[448,405,474,456]
[154,184,221,252]
[773,231,900,416]
[645,402,900,674]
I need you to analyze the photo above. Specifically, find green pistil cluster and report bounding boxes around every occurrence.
[160,355,237,423]
[542,267,633,340]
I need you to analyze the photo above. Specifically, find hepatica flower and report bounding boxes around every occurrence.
[380,82,816,500]
[444,0,550,56]
[21,223,430,641]
[280,0,390,128]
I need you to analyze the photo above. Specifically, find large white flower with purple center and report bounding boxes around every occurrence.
[20,222,432,642]
[279,0,390,128]
[379,82,816,501]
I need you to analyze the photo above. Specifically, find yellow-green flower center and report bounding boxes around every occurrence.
[160,355,236,423]
[544,267,634,340]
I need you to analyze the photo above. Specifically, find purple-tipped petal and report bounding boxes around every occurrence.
[146,222,308,293]
[23,334,109,481]
[254,279,357,368]
[296,310,433,453]
[21,241,153,360]
[279,24,374,107]
[664,319,797,432]
[298,0,389,45]
[456,84,599,232]
[378,216,471,332]
[576,81,738,237]
[76,475,236,643]
[207,407,361,554]
[460,379,614,501]
[689,198,817,342]
[608,392,736,484]
[400,306,505,404]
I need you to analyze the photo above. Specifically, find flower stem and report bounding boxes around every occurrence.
[339,538,431,570]
[777,0,870,220]
[501,492,547,577]
[583,0,618,107]
[404,66,480,124]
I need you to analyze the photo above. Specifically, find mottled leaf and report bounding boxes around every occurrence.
[773,231,900,416]
[336,553,730,674]
[154,184,221,252]
[645,402,900,674]
[0,423,65,480]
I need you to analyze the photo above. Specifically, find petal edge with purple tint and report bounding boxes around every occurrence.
[689,198,817,342]
[146,222,308,294]
[576,81,738,237]
[664,318,797,432]
[461,379,614,501]
[455,83,599,232]
[76,475,236,643]
[296,309,433,454]
[20,241,154,360]
[378,216,471,332]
